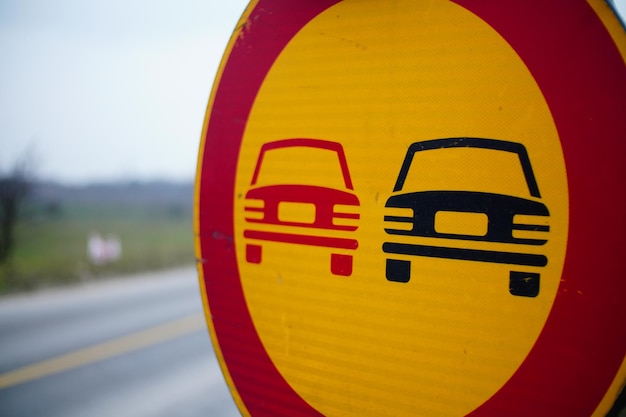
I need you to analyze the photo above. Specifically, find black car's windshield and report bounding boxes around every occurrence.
[394,138,541,199]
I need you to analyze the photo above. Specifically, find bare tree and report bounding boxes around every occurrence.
[0,158,33,264]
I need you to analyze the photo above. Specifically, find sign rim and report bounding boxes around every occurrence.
[195,1,626,416]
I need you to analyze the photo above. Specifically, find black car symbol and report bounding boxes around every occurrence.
[383,137,549,297]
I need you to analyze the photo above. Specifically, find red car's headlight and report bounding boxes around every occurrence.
[332,204,360,230]
[244,198,265,221]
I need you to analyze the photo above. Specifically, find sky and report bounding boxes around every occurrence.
[0,0,249,184]
[0,1,624,185]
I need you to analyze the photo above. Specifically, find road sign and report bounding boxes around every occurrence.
[195,1,626,416]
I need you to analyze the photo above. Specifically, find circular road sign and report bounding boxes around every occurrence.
[195,1,626,416]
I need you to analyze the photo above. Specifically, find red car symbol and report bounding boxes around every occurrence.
[243,138,360,276]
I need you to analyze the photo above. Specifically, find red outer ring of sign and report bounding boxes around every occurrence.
[196,1,626,416]
[455,1,626,415]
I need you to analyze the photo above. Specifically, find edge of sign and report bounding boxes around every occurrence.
[590,0,626,60]
[194,1,260,416]
[585,3,626,413]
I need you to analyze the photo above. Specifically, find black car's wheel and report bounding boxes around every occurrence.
[386,258,411,283]
[509,271,540,297]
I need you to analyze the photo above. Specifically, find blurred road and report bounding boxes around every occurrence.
[0,266,241,417]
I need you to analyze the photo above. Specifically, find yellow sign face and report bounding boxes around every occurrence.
[232,1,568,415]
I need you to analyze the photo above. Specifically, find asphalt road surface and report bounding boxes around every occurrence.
[0,266,241,417]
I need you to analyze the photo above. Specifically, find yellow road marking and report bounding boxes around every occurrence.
[0,313,206,390]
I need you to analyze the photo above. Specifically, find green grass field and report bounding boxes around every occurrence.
[0,182,195,294]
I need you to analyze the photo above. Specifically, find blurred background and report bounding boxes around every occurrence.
[0,1,624,417]
[0,0,249,290]
[0,1,247,416]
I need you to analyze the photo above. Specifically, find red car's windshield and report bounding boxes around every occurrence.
[250,138,354,190]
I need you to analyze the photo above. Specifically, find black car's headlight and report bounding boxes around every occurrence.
[384,206,414,232]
